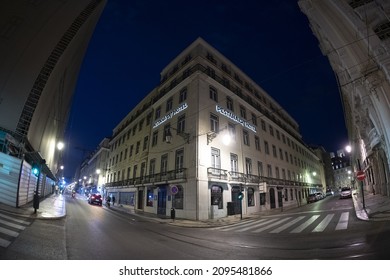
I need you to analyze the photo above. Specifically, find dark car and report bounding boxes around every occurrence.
[88,193,102,206]
[307,193,317,203]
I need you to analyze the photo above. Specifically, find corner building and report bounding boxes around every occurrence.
[105,38,325,220]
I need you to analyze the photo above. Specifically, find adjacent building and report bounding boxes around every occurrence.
[104,38,326,220]
[0,0,107,206]
[299,0,390,197]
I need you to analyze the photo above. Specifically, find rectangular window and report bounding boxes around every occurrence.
[257,161,263,177]
[267,164,272,177]
[209,86,218,102]
[260,193,266,205]
[255,136,260,151]
[177,114,185,133]
[226,96,234,111]
[143,136,148,150]
[272,145,277,157]
[152,131,158,146]
[264,141,269,154]
[133,164,138,178]
[251,113,257,126]
[127,167,131,179]
[136,141,140,154]
[172,185,184,209]
[211,185,223,209]
[163,124,170,142]
[230,153,238,173]
[243,130,249,146]
[161,154,168,174]
[211,148,221,169]
[245,158,252,175]
[261,120,266,131]
[155,107,161,120]
[175,149,184,170]
[248,188,255,207]
[166,98,173,112]
[240,105,246,119]
[210,113,219,132]
[140,162,146,178]
[149,159,156,175]
[279,148,283,160]
[179,87,187,103]
[269,125,274,136]
[129,145,133,157]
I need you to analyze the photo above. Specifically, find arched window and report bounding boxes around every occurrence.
[172,185,183,209]
[211,185,223,209]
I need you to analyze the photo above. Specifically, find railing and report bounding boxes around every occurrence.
[105,168,187,188]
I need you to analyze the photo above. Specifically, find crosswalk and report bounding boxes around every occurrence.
[0,212,31,248]
[213,211,351,234]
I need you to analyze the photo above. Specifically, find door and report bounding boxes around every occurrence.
[270,188,276,209]
[231,186,241,214]
[157,186,167,215]
[137,190,144,209]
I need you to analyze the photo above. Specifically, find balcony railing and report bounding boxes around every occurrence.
[208,168,317,188]
[105,168,187,188]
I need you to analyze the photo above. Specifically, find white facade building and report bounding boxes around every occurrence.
[105,38,325,220]
[299,0,390,197]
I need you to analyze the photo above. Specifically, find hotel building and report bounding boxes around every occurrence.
[104,38,325,220]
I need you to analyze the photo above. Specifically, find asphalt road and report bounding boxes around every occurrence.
[2,194,390,259]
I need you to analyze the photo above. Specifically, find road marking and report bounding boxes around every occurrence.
[312,214,334,232]
[221,218,278,232]
[0,218,26,230]
[251,217,291,233]
[0,237,11,248]
[336,212,349,230]
[290,215,320,233]
[0,226,19,237]
[0,213,30,225]
[270,216,306,233]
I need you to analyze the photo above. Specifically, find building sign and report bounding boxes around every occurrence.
[153,103,188,129]
[216,105,257,133]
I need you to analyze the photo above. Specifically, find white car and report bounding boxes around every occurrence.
[340,187,352,199]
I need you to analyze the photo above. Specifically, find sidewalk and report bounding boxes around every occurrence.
[2,190,390,225]
[352,189,390,221]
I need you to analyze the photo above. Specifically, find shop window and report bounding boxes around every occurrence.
[260,193,266,205]
[172,185,184,209]
[211,185,223,209]
[146,188,153,207]
[248,187,255,206]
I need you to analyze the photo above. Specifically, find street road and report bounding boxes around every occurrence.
[1,193,390,259]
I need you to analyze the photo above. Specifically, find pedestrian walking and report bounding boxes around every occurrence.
[112,196,116,206]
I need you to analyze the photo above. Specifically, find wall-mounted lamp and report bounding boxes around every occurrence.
[165,127,190,144]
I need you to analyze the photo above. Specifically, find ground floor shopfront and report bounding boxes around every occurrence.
[104,178,322,221]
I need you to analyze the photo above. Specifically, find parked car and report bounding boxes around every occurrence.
[88,193,102,206]
[307,193,318,203]
[315,192,325,200]
[326,189,334,196]
[340,187,352,199]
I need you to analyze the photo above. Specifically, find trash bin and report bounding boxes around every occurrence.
[170,208,175,220]
[227,202,235,215]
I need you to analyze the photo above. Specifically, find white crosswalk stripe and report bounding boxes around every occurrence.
[0,212,31,248]
[214,212,351,234]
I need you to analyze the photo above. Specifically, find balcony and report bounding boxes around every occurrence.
[105,168,187,188]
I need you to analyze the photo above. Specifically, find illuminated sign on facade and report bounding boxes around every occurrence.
[153,103,188,129]
[216,105,257,133]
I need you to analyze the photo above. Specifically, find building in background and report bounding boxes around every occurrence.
[0,0,107,206]
[331,149,352,191]
[77,138,110,196]
[102,38,326,220]
[299,0,390,198]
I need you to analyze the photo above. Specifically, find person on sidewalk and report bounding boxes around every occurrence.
[112,196,116,206]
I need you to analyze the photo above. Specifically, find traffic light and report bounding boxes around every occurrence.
[32,164,40,177]
[238,191,244,200]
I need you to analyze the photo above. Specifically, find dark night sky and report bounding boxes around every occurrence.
[63,0,348,179]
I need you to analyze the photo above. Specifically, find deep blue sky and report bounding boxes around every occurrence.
[63,0,348,179]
